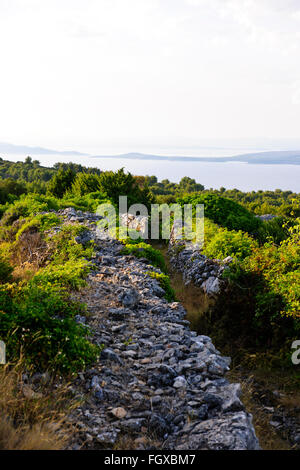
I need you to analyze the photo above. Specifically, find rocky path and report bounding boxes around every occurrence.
[60,208,260,450]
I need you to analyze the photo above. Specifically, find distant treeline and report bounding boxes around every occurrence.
[0,157,101,203]
[135,175,300,218]
[0,157,299,218]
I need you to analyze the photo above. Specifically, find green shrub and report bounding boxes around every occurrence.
[70,173,102,196]
[221,220,300,347]
[0,256,13,283]
[120,235,144,245]
[0,283,99,372]
[47,168,76,198]
[15,213,61,240]
[1,194,59,225]
[121,242,166,272]
[256,217,289,244]
[32,259,91,290]
[48,224,95,263]
[177,193,262,234]
[60,191,110,213]
[147,271,176,302]
[29,223,96,290]
[0,209,99,372]
[241,222,300,321]
[203,226,258,260]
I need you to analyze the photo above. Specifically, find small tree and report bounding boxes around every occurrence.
[179,177,204,193]
[47,168,76,198]
[0,178,27,204]
[70,173,101,196]
[99,168,154,209]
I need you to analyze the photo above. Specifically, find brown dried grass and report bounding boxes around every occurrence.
[0,364,75,450]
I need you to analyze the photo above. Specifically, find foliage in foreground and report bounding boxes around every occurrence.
[235,220,300,321]
[205,219,300,366]
[0,283,99,372]
[0,202,100,372]
[0,365,74,450]
[203,219,258,260]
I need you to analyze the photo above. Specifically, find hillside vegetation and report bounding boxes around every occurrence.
[0,157,299,370]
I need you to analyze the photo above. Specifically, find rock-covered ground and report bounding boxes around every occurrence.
[56,208,260,450]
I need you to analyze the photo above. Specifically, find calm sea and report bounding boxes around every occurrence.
[3,150,300,193]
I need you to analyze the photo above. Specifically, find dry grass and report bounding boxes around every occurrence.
[171,275,214,329]
[10,230,51,283]
[160,245,214,332]
[227,370,292,450]
[0,364,76,450]
[279,393,300,410]
[12,262,39,282]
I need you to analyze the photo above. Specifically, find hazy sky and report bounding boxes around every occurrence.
[0,0,300,152]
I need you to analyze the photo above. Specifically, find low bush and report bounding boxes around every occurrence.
[121,242,166,272]
[48,224,95,263]
[214,219,300,362]
[32,259,91,290]
[0,192,111,227]
[240,222,300,321]
[147,271,176,302]
[177,193,262,234]
[1,194,60,226]
[203,226,258,260]
[15,213,61,240]
[256,217,289,244]
[0,207,98,373]
[0,256,13,284]
[0,283,99,372]
[60,191,109,213]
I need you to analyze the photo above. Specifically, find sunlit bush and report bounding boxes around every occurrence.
[121,242,166,272]
[203,226,258,260]
[147,271,176,302]
[0,283,99,372]
[177,193,262,234]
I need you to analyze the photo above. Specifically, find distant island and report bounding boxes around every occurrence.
[1,142,300,165]
[92,151,300,165]
[0,142,88,157]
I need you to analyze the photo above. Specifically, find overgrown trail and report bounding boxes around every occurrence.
[60,209,260,450]
[156,243,300,450]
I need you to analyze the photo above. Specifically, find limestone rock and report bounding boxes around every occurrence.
[202,276,222,297]
[111,407,127,419]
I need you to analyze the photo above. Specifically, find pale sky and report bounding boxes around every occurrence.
[0,0,300,153]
